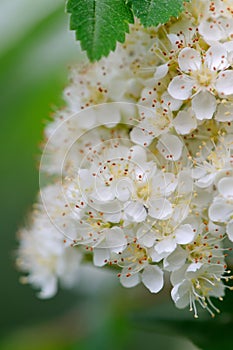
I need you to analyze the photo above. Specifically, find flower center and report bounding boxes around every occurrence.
[136,183,151,200]
[191,66,216,88]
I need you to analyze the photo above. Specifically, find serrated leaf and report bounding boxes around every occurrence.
[66,0,134,62]
[132,0,190,27]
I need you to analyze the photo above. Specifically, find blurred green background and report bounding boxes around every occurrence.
[1,1,233,349]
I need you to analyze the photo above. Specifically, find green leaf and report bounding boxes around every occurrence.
[132,0,190,27]
[66,0,134,61]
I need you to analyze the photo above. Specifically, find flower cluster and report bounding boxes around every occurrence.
[17,0,233,318]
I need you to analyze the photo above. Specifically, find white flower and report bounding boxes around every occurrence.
[17,212,82,298]
[168,45,233,120]
[171,262,226,318]
[76,140,178,223]
[111,243,164,293]
[192,133,233,189]
[153,223,196,259]
[209,176,233,241]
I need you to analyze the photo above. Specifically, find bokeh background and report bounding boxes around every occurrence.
[1,1,233,349]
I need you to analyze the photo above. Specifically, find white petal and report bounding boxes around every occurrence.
[218,177,233,198]
[168,75,194,100]
[103,210,122,223]
[94,184,116,201]
[154,64,168,80]
[148,198,173,220]
[205,44,228,71]
[130,125,155,146]
[124,201,147,222]
[209,199,233,223]
[155,237,177,254]
[149,247,168,262]
[136,226,156,248]
[226,220,233,242]
[120,271,140,288]
[152,171,177,196]
[37,276,57,299]
[208,221,225,237]
[199,20,225,42]
[186,262,202,278]
[223,41,233,54]
[175,224,195,244]
[141,265,164,293]
[130,145,148,163]
[196,173,216,188]
[170,264,187,285]
[192,91,217,121]
[209,198,233,222]
[157,134,183,161]
[115,179,133,202]
[93,248,110,267]
[171,281,190,309]
[192,167,206,179]
[163,246,188,272]
[78,108,96,128]
[215,102,233,122]
[173,109,197,135]
[161,91,183,111]
[177,169,193,195]
[78,169,93,191]
[105,227,127,253]
[178,48,201,72]
[224,41,233,64]
[216,71,233,96]
[95,104,121,127]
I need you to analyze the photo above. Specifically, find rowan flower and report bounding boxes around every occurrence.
[17,3,233,318]
[17,211,83,299]
[168,44,233,121]
[171,262,227,318]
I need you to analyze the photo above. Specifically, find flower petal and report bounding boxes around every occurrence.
[136,226,156,248]
[196,173,216,188]
[198,20,225,42]
[226,220,233,242]
[124,201,147,222]
[148,198,173,220]
[161,91,183,111]
[154,64,168,80]
[175,224,195,244]
[105,227,127,253]
[141,265,164,293]
[215,102,233,122]
[95,104,121,127]
[205,44,228,71]
[157,134,183,161]
[37,276,57,299]
[192,91,217,120]
[216,70,233,96]
[152,171,178,196]
[163,246,188,272]
[155,237,177,254]
[209,198,233,222]
[171,281,190,309]
[173,109,197,134]
[178,47,201,72]
[168,75,194,100]
[93,248,110,267]
[217,177,233,198]
[130,125,155,147]
[120,271,141,288]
